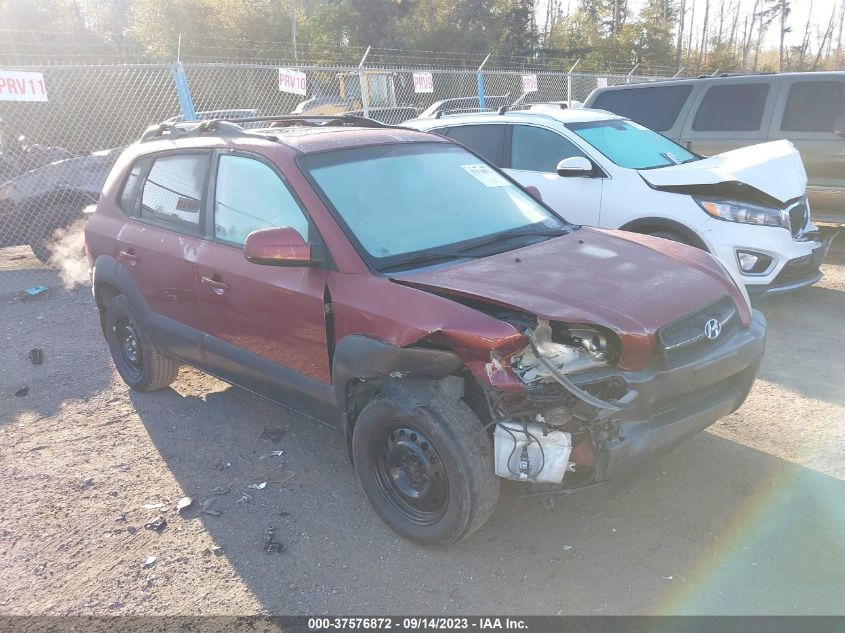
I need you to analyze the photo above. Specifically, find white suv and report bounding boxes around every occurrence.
[404,107,833,295]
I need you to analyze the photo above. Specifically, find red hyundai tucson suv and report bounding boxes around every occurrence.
[85,116,766,544]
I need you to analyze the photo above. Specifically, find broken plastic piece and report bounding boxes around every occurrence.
[143,556,156,568]
[144,516,167,532]
[24,286,49,297]
[264,527,284,553]
[176,497,192,512]
[29,348,44,365]
[258,450,285,459]
[248,482,267,490]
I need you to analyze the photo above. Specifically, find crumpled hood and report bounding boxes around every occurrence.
[638,140,807,204]
[390,228,749,370]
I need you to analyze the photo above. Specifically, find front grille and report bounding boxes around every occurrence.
[658,296,739,368]
[788,201,809,238]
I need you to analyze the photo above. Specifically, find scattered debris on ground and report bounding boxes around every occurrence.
[144,517,167,532]
[176,497,192,512]
[264,527,284,554]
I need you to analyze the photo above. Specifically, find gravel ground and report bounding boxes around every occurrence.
[0,231,843,616]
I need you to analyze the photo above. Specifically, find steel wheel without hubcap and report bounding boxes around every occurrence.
[115,317,143,379]
[371,425,448,526]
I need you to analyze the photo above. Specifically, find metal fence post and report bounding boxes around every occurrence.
[170,61,196,121]
[567,58,580,106]
[476,54,490,109]
[625,63,640,84]
[358,46,371,118]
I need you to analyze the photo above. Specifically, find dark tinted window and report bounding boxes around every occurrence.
[781,81,845,132]
[591,85,692,131]
[510,125,586,172]
[118,159,149,216]
[693,84,770,131]
[140,154,209,234]
[444,125,506,165]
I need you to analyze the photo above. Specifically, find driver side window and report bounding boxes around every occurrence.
[213,155,309,246]
[510,125,588,173]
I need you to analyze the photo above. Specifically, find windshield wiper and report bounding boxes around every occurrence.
[456,225,568,254]
[378,250,486,272]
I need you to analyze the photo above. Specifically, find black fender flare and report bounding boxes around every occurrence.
[91,254,152,333]
[331,334,463,411]
[331,335,466,453]
[618,217,708,251]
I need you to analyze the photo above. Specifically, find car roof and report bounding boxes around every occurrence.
[251,126,445,154]
[132,123,447,158]
[589,70,845,93]
[404,107,623,129]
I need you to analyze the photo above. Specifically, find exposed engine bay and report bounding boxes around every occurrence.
[481,311,637,488]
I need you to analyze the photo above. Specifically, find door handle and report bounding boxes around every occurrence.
[118,250,138,265]
[201,275,230,295]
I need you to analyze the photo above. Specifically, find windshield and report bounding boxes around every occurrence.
[300,143,569,269]
[567,119,697,169]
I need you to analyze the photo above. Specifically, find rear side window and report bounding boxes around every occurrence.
[591,85,692,131]
[693,84,770,131]
[510,125,586,172]
[140,154,209,235]
[213,155,309,245]
[444,125,506,165]
[781,81,845,132]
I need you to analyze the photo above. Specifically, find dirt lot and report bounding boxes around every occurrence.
[0,232,843,616]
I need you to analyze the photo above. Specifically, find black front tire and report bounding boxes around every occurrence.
[104,295,180,392]
[352,389,499,545]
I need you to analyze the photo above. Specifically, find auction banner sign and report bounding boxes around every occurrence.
[521,74,538,93]
[0,70,47,102]
[413,72,434,93]
[278,68,307,96]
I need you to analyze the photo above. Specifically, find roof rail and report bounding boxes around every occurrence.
[434,107,497,118]
[139,114,391,142]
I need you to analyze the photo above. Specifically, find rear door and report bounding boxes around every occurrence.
[194,151,332,394]
[442,124,507,165]
[504,123,603,226]
[116,152,210,363]
[679,79,779,156]
[770,77,845,219]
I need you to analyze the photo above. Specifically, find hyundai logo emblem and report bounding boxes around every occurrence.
[704,318,721,340]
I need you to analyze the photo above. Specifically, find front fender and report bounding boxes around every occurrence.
[331,334,463,411]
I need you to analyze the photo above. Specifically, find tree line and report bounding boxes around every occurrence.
[0,0,843,73]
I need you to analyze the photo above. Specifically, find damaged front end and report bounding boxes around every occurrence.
[476,305,764,493]
[480,315,638,490]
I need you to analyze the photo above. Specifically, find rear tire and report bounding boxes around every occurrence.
[352,389,499,545]
[104,295,179,392]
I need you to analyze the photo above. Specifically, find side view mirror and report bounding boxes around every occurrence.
[834,112,845,138]
[524,185,543,202]
[556,156,593,177]
[243,227,321,267]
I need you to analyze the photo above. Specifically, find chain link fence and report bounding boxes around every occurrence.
[0,60,672,296]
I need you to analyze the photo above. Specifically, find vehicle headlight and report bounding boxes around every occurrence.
[695,197,785,228]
